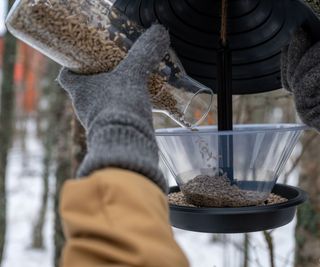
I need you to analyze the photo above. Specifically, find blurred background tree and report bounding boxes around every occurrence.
[0,0,17,263]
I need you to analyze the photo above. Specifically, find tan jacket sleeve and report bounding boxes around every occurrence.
[59,168,189,267]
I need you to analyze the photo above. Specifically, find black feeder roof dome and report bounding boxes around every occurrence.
[114,0,320,95]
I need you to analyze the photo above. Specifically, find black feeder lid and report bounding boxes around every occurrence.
[114,0,320,94]
[169,184,307,233]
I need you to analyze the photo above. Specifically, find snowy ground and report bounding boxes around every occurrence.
[3,121,54,267]
[2,119,299,267]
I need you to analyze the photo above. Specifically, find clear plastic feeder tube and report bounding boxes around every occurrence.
[156,124,307,207]
[6,0,213,127]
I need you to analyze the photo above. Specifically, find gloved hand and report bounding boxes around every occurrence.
[281,28,320,131]
[58,25,170,193]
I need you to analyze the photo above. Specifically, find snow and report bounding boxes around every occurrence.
[0,0,7,36]
[3,120,54,267]
[2,119,298,267]
[171,221,296,267]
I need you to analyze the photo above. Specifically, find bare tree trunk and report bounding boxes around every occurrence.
[31,60,58,249]
[243,234,249,267]
[295,131,320,267]
[0,0,17,263]
[263,231,276,267]
[54,97,72,267]
[32,142,50,248]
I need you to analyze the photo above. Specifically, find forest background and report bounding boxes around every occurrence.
[0,0,320,266]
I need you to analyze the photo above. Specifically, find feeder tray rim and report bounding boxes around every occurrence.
[169,184,307,215]
[168,184,307,233]
[156,123,308,136]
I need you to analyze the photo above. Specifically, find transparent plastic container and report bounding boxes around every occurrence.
[6,0,213,127]
[156,124,307,207]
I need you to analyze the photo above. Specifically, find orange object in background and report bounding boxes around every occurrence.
[14,42,27,85]
[14,42,44,114]
[207,112,215,125]
[194,109,215,125]
[194,109,202,122]
[23,69,37,113]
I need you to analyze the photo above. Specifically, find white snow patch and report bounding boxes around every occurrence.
[173,221,296,267]
[3,120,54,267]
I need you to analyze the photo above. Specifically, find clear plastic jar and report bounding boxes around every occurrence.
[6,0,213,127]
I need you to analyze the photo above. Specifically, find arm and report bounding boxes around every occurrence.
[57,25,189,267]
[60,168,188,267]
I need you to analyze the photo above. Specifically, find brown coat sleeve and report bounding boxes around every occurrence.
[59,168,189,267]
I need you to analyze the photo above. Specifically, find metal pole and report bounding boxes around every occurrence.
[217,42,234,182]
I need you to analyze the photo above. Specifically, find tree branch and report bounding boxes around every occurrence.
[263,230,276,267]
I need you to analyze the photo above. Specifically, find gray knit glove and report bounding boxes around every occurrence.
[281,28,320,131]
[58,25,170,193]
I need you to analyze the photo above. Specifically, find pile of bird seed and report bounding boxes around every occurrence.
[179,174,287,207]
[168,191,288,208]
[148,74,191,127]
[9,0,189,126]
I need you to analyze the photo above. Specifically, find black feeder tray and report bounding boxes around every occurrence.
[169,185,307,233]
[115,0,319,233]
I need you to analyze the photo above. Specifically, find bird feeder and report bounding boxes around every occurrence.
[116,0,320,233]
